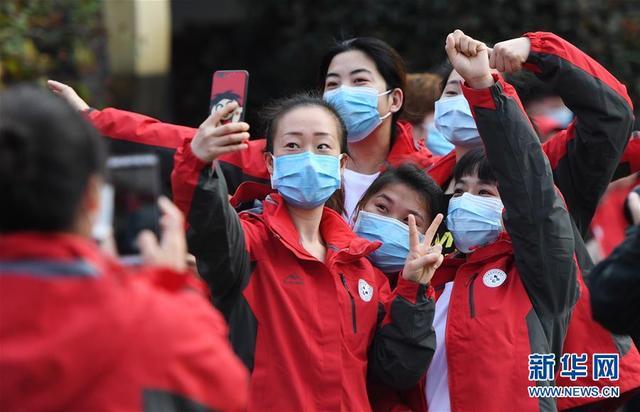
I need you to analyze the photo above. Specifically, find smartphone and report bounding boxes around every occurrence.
[105,154,161,264]
[210,70,249,124]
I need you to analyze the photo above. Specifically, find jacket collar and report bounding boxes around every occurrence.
[387,120,431,165]
[0,232,109,274]
[426,150,457,187]
[256,194,379,263]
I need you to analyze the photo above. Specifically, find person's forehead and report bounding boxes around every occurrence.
[277,106,338,135]
[327,50,379,77]
[377,183,427,213]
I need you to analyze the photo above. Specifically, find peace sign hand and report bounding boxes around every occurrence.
[402,214,444,285]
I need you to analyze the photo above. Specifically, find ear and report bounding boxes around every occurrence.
[388,88,404,114]
[339,153,349,175]
[264,152,274,176]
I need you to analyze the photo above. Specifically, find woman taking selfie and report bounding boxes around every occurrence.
[171,94,442,411]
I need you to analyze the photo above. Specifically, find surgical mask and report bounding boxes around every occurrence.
[271,151,342,209]
[425,121,455,156]
[544,106,574,128]
[446,193,503,253]
[434,94,482,148]
[353,210,424,273]
[324,86,392,142]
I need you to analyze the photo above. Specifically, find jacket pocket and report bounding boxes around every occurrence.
[340,273,357,333]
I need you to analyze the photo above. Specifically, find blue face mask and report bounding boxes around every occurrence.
[353,210,424,273]
[434,94,482,148]
[544,106,574,128]
[324,86,392,142]
[425,121,455,156]
[271,151,342,209]
[446,193,503,253]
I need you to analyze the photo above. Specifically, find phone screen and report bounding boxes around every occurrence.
[210,70,249,123]
[106,154,161,261]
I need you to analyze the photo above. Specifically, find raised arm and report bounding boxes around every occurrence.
[448,30,578,354]
[171,103,252,299]
[368,214,442,389]
[490,33,635,236]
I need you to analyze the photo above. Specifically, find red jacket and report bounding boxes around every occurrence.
[0,233,248,412]
[591,174,640,258]
[424,32,640,411]
[170,140,437,411]
[86,105,435,200]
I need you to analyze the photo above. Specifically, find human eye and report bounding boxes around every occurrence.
[452,188,464,197]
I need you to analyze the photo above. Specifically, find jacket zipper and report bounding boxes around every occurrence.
[340,273,357,333]
[468,273,479,319]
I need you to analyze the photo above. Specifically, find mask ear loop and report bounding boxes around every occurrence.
[378,89,394,121]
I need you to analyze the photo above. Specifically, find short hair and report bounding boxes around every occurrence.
[400,73,443,124]
[356,163,445,222]
[0,85,106,233]
[452,147,497,185]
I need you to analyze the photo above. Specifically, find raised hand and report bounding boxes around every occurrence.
[445,30,494,89]
[190,101,250,163]
[489,37,531,73]
[138,196,188,271]
[402,213,445,285]
[47,80,90,111]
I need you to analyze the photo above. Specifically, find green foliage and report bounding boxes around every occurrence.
[0,0,103,102]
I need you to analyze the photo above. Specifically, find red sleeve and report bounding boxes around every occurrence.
[86,107,195,149]
[523,32,634,236]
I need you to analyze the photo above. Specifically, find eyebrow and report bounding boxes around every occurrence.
[446,79,462,86]
[326,68,374,78]
[375,193,395,204]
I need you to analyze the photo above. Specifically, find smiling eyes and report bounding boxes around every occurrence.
[325,77,371,89]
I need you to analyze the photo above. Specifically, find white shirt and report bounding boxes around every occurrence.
[342,168,380,223]
[425,281,453,412]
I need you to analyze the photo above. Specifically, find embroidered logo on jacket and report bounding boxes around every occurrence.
[358,279,373,302]
[482,269,507,288]
[283,273,304,285]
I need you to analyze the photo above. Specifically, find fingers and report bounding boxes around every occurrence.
[628,191,640,225]
[137,230,161,264]
[211,131,251,147]
[445,33,458,61]
[47,80,66,93]
[408,214,420,252]
[423,213,444,247]
[203,100,241,128]
[158,196,184,232]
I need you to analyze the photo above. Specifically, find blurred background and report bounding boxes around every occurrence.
[1,0,639,132]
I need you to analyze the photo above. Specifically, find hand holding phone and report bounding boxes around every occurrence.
[210,70,249,124]
[191,102,250,163]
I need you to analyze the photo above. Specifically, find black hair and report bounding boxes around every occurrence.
[452,147,497,185]
[0,85,106,233]
[261,91,348,154]
[356,163,445,222]
[435,59,454,94]
[318,37,407,143]
[211,91,242,105]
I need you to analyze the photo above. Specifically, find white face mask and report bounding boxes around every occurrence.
[446,192,504,253]
[434,95,482,148]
